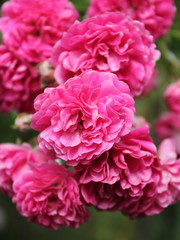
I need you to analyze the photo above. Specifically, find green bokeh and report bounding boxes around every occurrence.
[0,0,180,240]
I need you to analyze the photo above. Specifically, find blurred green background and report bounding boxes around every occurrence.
[0,0,180,239]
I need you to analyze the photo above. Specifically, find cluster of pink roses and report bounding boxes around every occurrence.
[88,0,176,40]
[0,0,79,112]
[0,144,89,229]
[0,0,179,231]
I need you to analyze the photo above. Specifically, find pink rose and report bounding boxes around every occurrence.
[0,143,42,196]
[158,138,180,203]
[78,125,180,218]
[31,70,135,166]
[0,0,79,64]
[78,125,167,217]
[51,12,160,97]
[0,45,41,113]
[88,0,176,39]
[165,80,180,113]
[155,111,180,141]
[13,162,89,230]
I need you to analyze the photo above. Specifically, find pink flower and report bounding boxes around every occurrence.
[156,111,180,155]
[155,111,180,141]
[51,12,160,97]
[78,125,180,218]
[165,80,180,113]
[78,125,168,217]
[0,143,41,196]
[13,162,89,230]
[0,45,41,113]
[158,138,180,203]
[87,0,176,39]
[31,71,135,165]
[0,0,79,64]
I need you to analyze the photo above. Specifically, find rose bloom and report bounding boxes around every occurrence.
[31,70,135,166]
[155,111,180,141]
[165,80,180,113]
[77,125,169,218]
[87,0,176,40]
[0,143,47,196]
[13,162,89,230]
[158,138,180,203]
[0,45,41,113]
[51,12,160,97]
[78,125,180,218]
[156,111,180,155]
[0,0,79,64]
